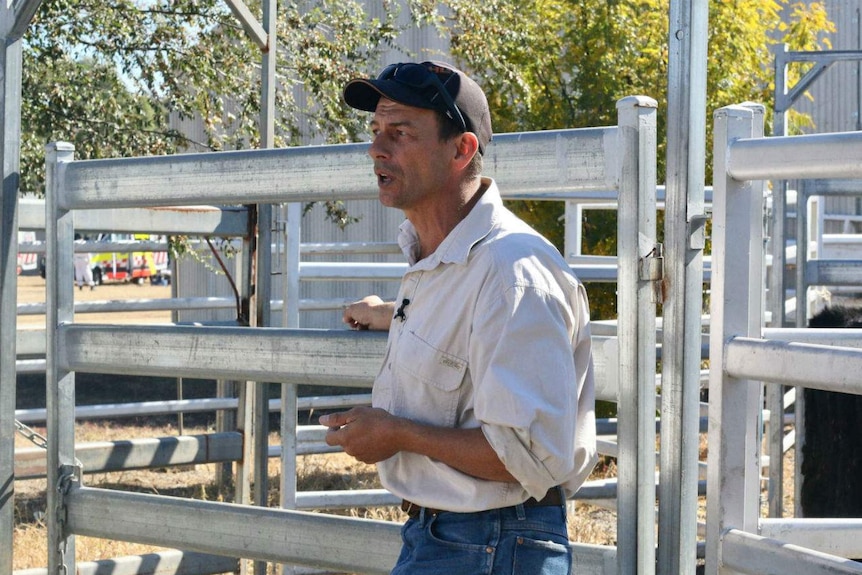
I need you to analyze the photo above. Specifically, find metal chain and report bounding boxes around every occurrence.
[15,419,84,469]
[14,419,48,450]
[56,466,80,575]
[16,420,84,575]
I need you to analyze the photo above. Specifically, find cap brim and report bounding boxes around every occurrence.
[343,78,439,113]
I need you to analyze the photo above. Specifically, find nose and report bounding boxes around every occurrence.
[368,133,389,160]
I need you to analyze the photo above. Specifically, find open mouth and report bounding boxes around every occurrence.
[375,168,393,185]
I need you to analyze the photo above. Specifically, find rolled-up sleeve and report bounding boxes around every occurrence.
[471,275,583,499]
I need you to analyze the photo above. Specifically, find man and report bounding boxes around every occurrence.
[320,61,597,575]
[73,233,95,291]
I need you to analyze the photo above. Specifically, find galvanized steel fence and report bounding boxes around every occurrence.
[706,103,862,574]
[24,96,662,575]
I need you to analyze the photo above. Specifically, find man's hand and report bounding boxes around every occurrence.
[320,407,402,464]
[343,295,394,331]
[320,408,517,483]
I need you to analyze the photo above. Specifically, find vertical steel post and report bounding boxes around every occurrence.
[235,225,253,508]
[615,95,658,575]
[278,164,301,521]
[659,0,708,570]
[278,201,301,575]
[795,184,808,328]
[705,107,764,575]
[45,141,77,575]
[742,103,767,527]
[0,2,41,567]
[0,29,22,575]
[253,2,276,573]
[767,45,790,520]
[770,49,789,329]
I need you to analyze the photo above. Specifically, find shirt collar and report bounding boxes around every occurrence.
[398,177,500,268]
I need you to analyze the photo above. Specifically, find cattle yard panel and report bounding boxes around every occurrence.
[707,104,862,574]
[35,97,659,575]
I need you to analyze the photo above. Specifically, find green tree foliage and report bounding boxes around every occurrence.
[23,0,833,199]
[408,0,832,318]
[21,43,179,194]
[421,0,832,175]
[21,0,404,196]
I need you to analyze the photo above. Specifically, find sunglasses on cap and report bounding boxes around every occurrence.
[377,62,469,134]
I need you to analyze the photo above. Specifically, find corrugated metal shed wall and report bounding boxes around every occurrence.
[795,0,861,133]
[174,2,452,328]
[794,0,862,228]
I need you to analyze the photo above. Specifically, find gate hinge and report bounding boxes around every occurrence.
[640,243,664,303]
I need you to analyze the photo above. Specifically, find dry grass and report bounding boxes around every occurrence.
[14,418,800,573]
[13,420,620,572]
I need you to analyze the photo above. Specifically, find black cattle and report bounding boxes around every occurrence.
[801,305,862,517]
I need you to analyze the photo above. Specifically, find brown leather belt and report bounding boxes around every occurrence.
[401,486,566,519]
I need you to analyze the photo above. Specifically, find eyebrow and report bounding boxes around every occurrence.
[369,118,415,130]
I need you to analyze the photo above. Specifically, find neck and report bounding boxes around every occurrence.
[409,176,487,260]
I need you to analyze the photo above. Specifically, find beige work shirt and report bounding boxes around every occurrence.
[373,178,597,513]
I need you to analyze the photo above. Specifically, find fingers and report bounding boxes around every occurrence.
[321,409,361,448]
[321,412,345,447]
[342,295,389,330]
[344,316,370,330]
[343,302,370,329]
[319,411,348,429]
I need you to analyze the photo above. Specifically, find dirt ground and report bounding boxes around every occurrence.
[16,272,172,328]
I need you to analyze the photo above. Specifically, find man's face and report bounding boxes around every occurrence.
[367,98,456,212]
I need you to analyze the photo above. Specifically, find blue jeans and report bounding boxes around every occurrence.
[391,502,571,575]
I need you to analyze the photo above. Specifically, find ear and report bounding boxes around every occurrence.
[453,132,480,169]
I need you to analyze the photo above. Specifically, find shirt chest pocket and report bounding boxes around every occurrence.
[392,330,467,427]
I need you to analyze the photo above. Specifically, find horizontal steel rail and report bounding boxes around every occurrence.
[18,297,235,316]
[294,476,637,510]
[59,128,618,210]
[19,200,250,236]
[14,359,44,374]
[726,131,862,181]
[805,260,862,286]
[65,485,403,574]
[760,519,862,559]
[18,296,388,317]
[719,529,862,574]
[805,178,862,196]
[14,417,669,486]
[59,324,386,386]
[724,337,862,393]
[762,328,862,346]
[20,184,715,238]
[301,242,402,255]
[15,432,242,478]
[298,261,631,283]
[17,434,623,504]
[15,393,373,424]
[18,241,169,254]
[58,325,635,398]
[13,550,238,575]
